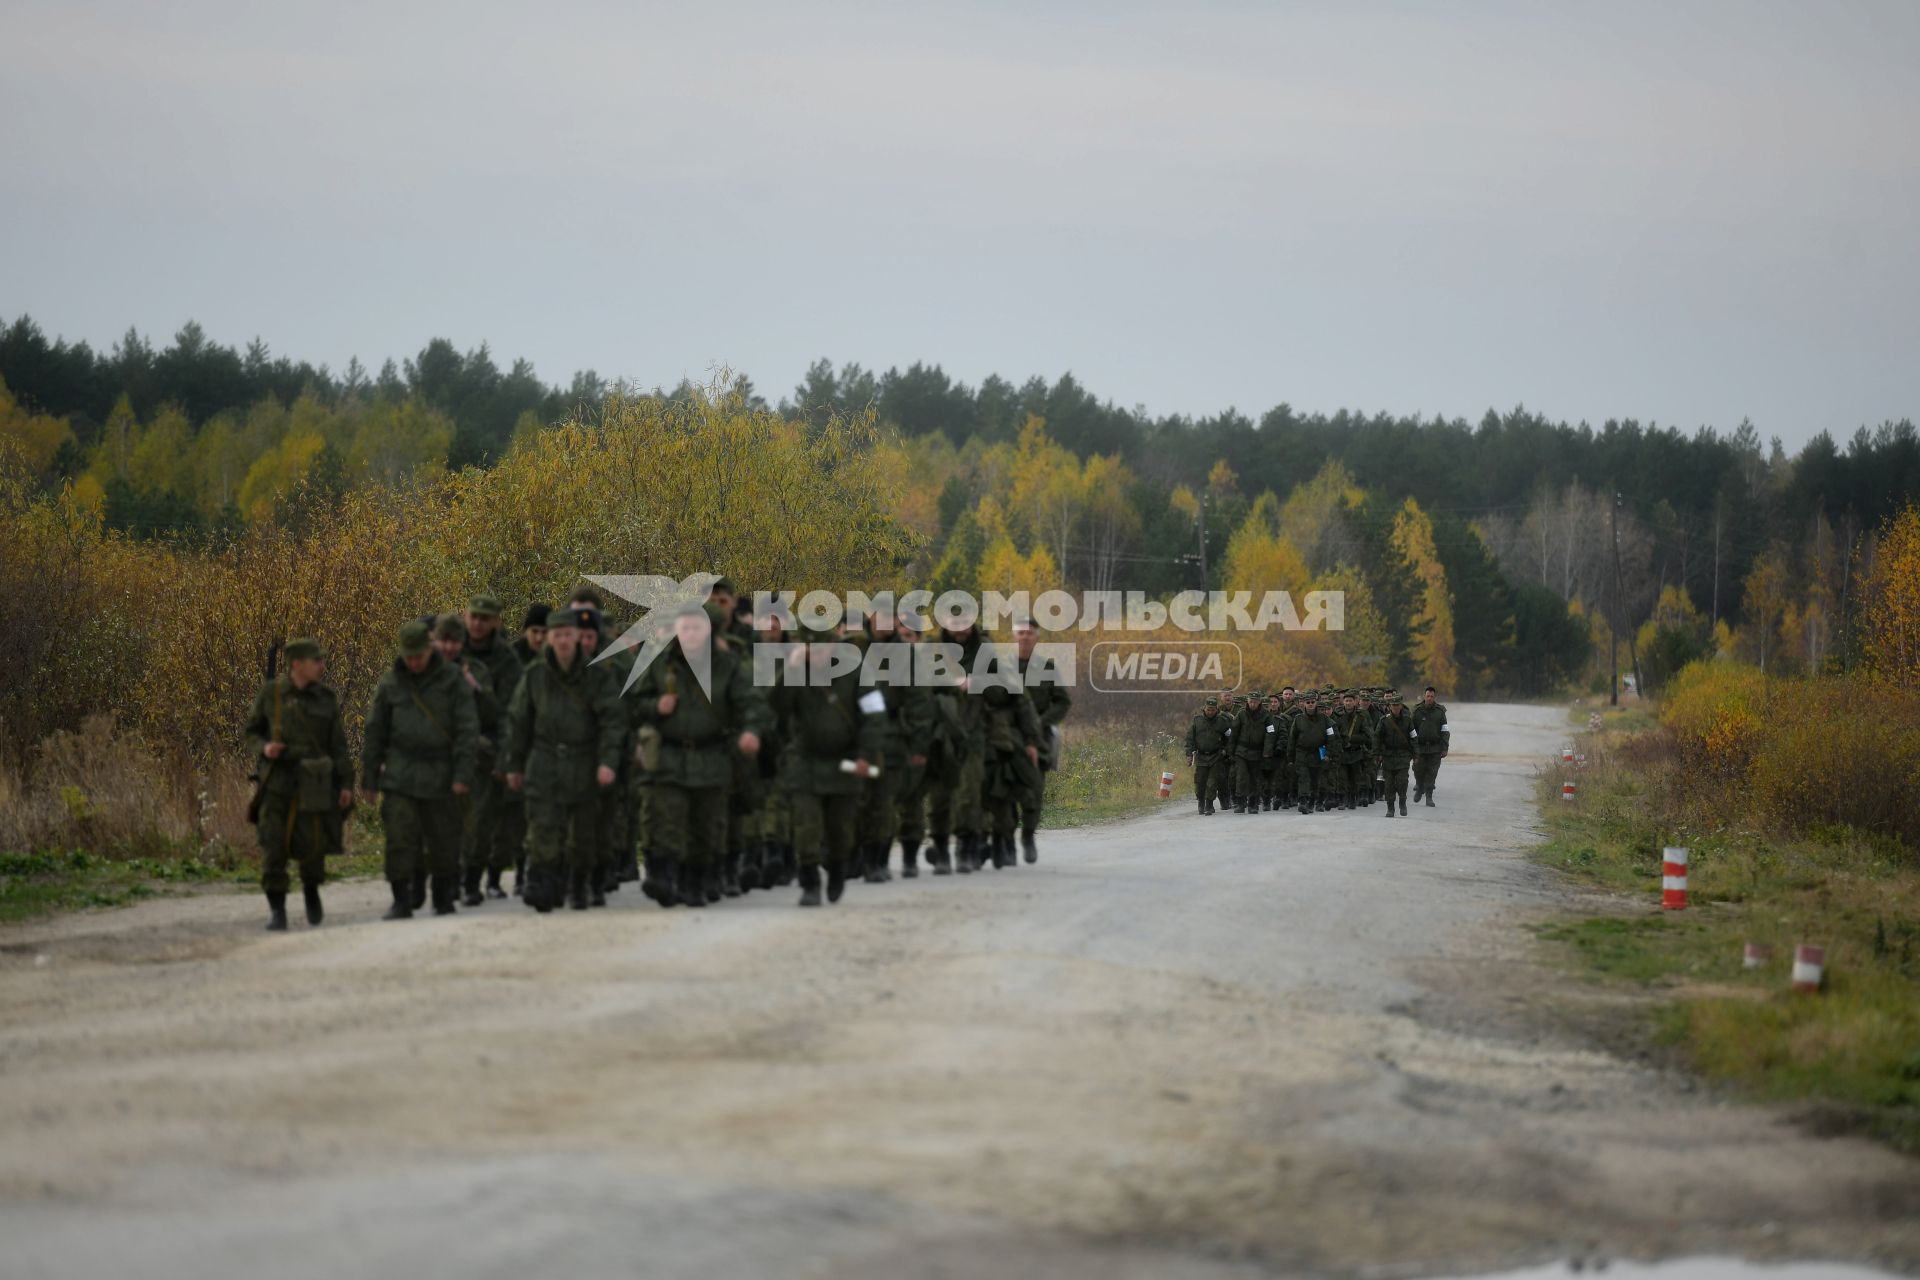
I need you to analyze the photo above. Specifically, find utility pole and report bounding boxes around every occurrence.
[1612,490,1644,699]
[1196,491,1210,590]
[1608,495,1620,707]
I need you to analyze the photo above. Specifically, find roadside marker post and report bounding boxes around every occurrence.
[1158,770,1174,799]
[1792,945,1826,994]
[1561,744,1575,763]
[1742,943,1772,970]
[1661,846,1689,910]
[1560,780,1577,802]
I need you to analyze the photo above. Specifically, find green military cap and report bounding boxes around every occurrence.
[468,592,501,617]
[1204,695,1219,706]
[396,619,431,655]
[545,606,588,630]
[711,576,738,597]
[283,637,324,661]
[433,613,467,641]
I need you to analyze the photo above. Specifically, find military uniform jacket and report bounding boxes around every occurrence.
[362,653,481,797]
[1330,708,1371,765]
[1184,711,1229,763]
[982,684,1042,756]
[1260,706,1294,760]
[1233,705,1267,759]
[628,641,768,790]
[1374,709,1414,762]
[1019,655,1073,771]
[505,648,626,802]
[1287,709,1334,765]
[244,675,352,807]
[1409,702,1449,756]
[928,628,986,763]
[771,665,887,796]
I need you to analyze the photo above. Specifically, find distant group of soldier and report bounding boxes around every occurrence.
[1182,685,1449,817]
[241,583,1071,931]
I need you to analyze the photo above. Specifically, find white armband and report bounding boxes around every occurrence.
[858,690,886,715]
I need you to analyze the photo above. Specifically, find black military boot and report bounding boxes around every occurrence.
[1425,789,1436,807]
[722,853,743,898]
[1399,795,1409,816]
[992,835,1014,870]
[567,868,590,911]
[826,856,847,904]
[410,868,428,912]
[642,855,677,908]
[863,843,887,885]
[432,876,459,916]
[513,855,528,897]
[265,891,289,932]
[1384,799,1394,817]
[928,837,951,875]
[462,865,484,909]
[900,838,920,879]
[485,866,507,899]
[1021,830,1038,864]
[797,863,823,907]
[302,883,323,926]
[1196,796,1206,815]
[955,833,975,875]
[738,844,763,892]
[383,880,413,920]
[681,861,709,909]
[590,870,608,908]
[704,864,723,905]
[875,843,893,883]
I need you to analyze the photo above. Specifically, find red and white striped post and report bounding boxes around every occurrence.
[1742,943,1773,970]
[1157,770,1175,799]
[1661,847,1689,910]
[1561,744,1575,763]
[1792,945,1826,994]
[1560,780,1577,802]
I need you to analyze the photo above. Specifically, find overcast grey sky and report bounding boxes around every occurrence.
[2,0,1916,446]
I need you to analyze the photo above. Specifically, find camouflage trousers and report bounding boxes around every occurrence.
[1413,753,1444,796]
[1013,763,1047,836]
[858,761,900,848]
[256,791,333,894]
[1231,755,1261,804]
[526,795,603,874]
[1293,760,1322,808]
[1382,756,1411,804]
[894,761,929,849]
[1192,759,1226,808]
[462,772,518,873]
[1263,758,1292,807]
[648,783,729,875]
[928,748,984,840]
[381,792,460,883]
[790,790,859,870]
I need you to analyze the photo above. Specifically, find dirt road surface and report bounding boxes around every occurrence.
[1,703,1914,1279]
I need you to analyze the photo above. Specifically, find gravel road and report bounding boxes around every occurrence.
[1,702,1914,1279]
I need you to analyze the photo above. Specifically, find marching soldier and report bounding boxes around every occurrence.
[627,602,767,909]
[1260,691,1289,812]
[503,606,625,913]
[926,616,988,874]
[360,619,480,919]
[243,637,352,931]
[1410,685,1450,806]
[1375,691,1414,817]
[458,595,521,902]
[980,673,1043,870]
[431,614,500,907]
[892,612,935,877]
[1232,690,1266,812]
[512,603,549,666]
[856,602,934,883]
[1013,619,1071,861]
[1183,695,1229,815]
[1331,690,1371,810]
[1288,691,1331,814]
[770,621,885,906]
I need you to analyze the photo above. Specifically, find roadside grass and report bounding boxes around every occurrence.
[1564,695,1657,735]
[1533,728,1920,1153]
[1042,722,1184,828]
[0,819,388,926]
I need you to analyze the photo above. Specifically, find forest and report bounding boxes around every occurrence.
[2,312,1918,743]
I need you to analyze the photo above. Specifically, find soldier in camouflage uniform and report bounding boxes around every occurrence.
[243,637,352,931]
[1287,691,1332,814]
[361,619,480,918]
[1183,696,1229,815]
[1329,690,1372,811]
[627,602,768,909]
[1375,691,1414,817]
[503,606,626,913]
[1231,690,1267,812]
[891,612,935,877]
[1410,685,1449,806]
[1259,691,1289,812]
[770,622,885,906]
[926,617,987,874]
[855,603,935,883]
[459,594,524,902]
[431,614,499,907]
[1012,620,1071,862]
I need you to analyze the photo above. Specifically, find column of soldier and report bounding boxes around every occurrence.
[1181,685,1450,818]
[242,581,1071,931]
